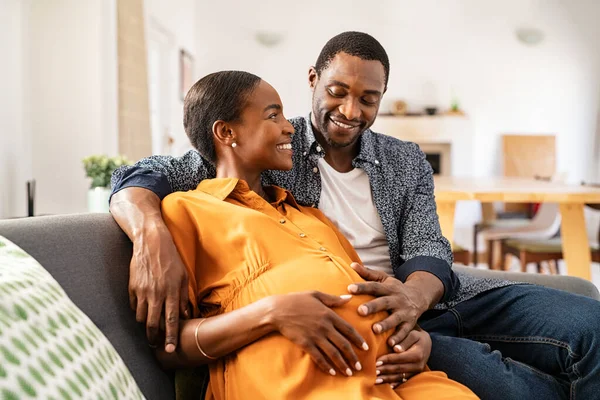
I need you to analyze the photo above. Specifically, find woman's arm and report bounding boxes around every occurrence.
[156,291,367,376]
[155,295,276,369]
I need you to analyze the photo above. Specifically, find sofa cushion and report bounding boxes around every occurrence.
[0,214,175,400]
[0,236,145,399]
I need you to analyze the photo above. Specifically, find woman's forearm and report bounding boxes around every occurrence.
[156,296,278,369]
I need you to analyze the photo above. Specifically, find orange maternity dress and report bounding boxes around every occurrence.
[161,178,477,400]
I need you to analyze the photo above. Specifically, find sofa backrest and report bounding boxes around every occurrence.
[0,214,175,400]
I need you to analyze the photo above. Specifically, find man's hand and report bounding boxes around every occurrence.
[375,326,431,389]
[110,187,190,354]
[269,291,369,377]
[129,225,189,353]
[347,263,429,347]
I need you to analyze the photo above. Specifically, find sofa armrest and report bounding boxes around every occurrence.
[453,265,600,300]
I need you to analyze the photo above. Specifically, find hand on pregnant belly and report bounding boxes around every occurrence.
[267,291,370,377]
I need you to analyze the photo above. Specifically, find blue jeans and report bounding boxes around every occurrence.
[418,284,600,400]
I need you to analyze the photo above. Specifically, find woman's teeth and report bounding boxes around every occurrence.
[277,143,292,150]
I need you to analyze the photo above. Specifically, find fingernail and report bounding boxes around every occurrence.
[362,342,369,351]
[346,368,353,376]
[165,344,175,353]
[391,384,397,389]
[340,294,352,300]
[376,369,381,376]
[376,361,383,367]
[389,339,395,346]
[373,324,382,333]
[394,345,403,353]
[355,362,362,371]
[375,378,383,384]
[350,262,359,268]
[347,284,358,293]
[329,368,336,376]
[358,305,369,315]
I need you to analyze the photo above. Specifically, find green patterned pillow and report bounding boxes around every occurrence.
[0,236,145,400]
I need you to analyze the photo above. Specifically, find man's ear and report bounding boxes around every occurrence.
[212,120,235,147]
[308,66,318,91]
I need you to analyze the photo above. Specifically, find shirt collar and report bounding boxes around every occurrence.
[302,113,378,165]
[197,177,300,209]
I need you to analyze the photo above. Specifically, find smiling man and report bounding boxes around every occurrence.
[110,32,600,399]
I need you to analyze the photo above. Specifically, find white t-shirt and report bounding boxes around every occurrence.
[317,158,393,275]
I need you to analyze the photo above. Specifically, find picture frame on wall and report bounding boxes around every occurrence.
[180,49,194,101]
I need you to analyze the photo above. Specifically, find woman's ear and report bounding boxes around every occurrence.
[212,120,236,147]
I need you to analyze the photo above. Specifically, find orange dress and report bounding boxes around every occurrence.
[161,178,477,400]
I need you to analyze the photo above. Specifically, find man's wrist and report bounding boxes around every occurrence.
[404,272,443,313]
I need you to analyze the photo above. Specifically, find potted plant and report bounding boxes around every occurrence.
[82,155,130,213]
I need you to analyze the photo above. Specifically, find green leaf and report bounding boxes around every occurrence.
[18,375,37,396]
[0,345,20,365]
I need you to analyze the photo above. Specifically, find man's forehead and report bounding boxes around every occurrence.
[322,53,385,90]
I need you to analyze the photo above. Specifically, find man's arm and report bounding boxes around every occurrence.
[110,150,214,200]
[109,150,214,353]
[395,143,459,306]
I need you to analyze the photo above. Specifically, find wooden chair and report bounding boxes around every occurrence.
[473,135,556,267]
[501,185,600,273]
[452,244,471,266]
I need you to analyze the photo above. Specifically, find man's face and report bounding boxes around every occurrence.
[309,52,386,149]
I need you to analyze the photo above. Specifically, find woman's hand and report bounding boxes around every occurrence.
[374,326,431,389]
[269,291,369,377]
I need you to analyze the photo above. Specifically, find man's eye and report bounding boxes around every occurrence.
[269,113,278,119]
[328,89,345,97]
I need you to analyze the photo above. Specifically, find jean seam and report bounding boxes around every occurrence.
[570,362,582,400]
[463,334,580,359]
[448,308,464,337]
[504,357,562,384]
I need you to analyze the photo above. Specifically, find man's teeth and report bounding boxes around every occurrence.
[277,143,292,150]
[331,119,354,129]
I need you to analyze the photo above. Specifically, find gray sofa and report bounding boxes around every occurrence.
[1,213,598,399]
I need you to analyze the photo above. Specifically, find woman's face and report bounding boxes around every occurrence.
[229,81,295,171]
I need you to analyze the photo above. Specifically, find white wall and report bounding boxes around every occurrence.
[194,0,600,184]
[23,0,118,215]
[0,0,31,218]
[145,0,197,155]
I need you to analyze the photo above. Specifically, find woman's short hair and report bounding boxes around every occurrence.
[183,70,262,163]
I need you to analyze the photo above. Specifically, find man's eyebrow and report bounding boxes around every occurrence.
[328,80,382,96]
[263,104,282,112]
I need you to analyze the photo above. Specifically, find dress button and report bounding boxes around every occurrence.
[279,219,286,224]
[299,233,306,238]
[313,167,319,173]
[374,160,380,165]
[303,151,307,156]
[316,145,322,152]
[319,247,326,251]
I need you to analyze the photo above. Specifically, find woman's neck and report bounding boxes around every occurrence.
[215,163,266,199]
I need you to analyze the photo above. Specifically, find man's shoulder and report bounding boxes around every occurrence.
[288,115,307,129]
[367,128,423,160]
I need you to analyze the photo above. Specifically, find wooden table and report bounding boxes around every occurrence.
[434,177,600,280]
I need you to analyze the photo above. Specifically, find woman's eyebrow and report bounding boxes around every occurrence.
[263,104,282,112]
